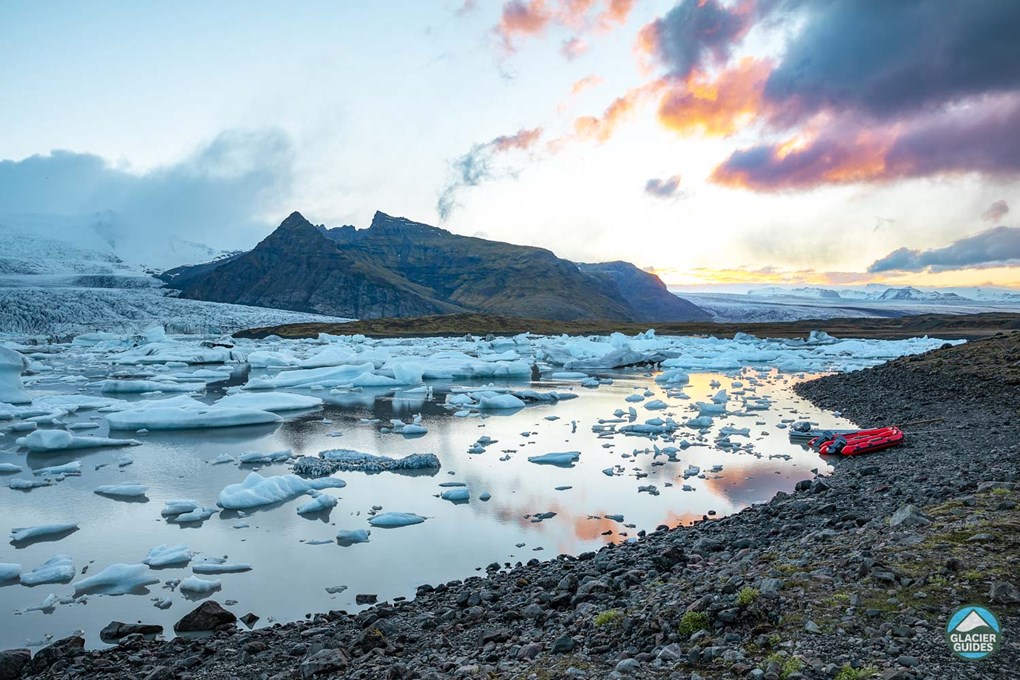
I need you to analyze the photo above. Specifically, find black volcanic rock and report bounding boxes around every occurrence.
[163,211,708,322]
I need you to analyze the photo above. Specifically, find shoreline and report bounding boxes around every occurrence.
[6,333,1019,679]
[233,311,1020,341]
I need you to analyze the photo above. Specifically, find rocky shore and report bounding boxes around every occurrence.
[4,333,1018,680]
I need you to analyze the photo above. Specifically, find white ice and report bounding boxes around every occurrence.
[214,392,322,413]
[296,490,338,514]
[336,529,371,544]
[106,406,282,431]
[527,451,580,467]
[217,472,346,510]
[143,544,192,567]
[74,563,159,595]
[21,554,75,586]
[368,512,427,528]
[0,347,31,405]
[16,429,141,452]
[179,576,222,595]
[94,484,149,498]
[10,523,79,544]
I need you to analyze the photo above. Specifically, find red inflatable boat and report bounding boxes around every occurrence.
[809,427,904,456]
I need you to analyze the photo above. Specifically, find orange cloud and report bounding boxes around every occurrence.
[561,36,589,60]
[571,80,667,142]
[657,58,772,137]
[497,0,636,52]
[570,74,603,96]
[491,127,544,152]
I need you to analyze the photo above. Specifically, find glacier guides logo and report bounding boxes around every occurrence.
[945,605,1001,660]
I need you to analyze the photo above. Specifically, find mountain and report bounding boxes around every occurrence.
[162,211,708,322]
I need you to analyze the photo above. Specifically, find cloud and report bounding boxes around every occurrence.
[560,36,588,60]
[712,94,1020,190]
[763,0,1020,122]
[0,128,293,249]
[656,57,771,137]
[436,128,543,220]
[644,175,683,199]
[983,200,1010,223]
[496,0,636,52]
[570,80,665,143]
[637,0,754,80]
[569,74,602,96]
[868,226,1020,272]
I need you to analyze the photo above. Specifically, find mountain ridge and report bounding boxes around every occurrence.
[162,211,709,322]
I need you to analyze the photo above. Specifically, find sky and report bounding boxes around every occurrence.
[1,0,1019,288]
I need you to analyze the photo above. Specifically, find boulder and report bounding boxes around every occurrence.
[100,621,164,643]
[173,600,236,633]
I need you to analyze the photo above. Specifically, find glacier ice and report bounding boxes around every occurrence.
[10,523,79,544]
[106,406,282,430]
[217,472,346,510]
[0,347,31,404]
[95,484,150,498]
[74,563,159,595]
[21,554,75,586]
[143,544,192,567]
[296,490,338,514]
[368,512,427,528]
[336,529,371,545]
[16,429,141,452]
[179,576,222,596]
[527,451,580,467]
[214,392,322,413]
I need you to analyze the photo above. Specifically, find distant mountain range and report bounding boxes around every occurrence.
[746,285,1020,303]
[161,211,709,322]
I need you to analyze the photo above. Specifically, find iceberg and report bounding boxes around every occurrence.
[34,461,83,477]
[368,512,427,528]
[179,576,222,596]
[336,529,371,545]
[16,429,141,452]
[0,463,22,473]
[477,394,526,410]
[527,451,580,467]
[300,450,440,476]
[0,347,31,404]
[21,554,75,586]
[95,484,149,498]
[143,544,192,567]
[106,406,282,430]
[214,392,323,413]
[239,449,292,464]
[99,379,204,394]
[10,523,79,544]
[217,472,346,510]
[244,362,375,390]
[0,563,21,581]
[440,487,470,502]
[161,499,203,517]
[296,490,338,514]
[74,563,159,595]
[192,562,252,574]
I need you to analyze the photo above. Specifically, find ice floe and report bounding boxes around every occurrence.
[143,544,192,567]
[10,523,79,545]
[21,555,75,586]
[217,472,346,510]
[368,512,427,528]
[106,406,282,431]
[16,429,141,452]
[74,563,159,595]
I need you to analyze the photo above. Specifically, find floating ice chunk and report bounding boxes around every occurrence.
[400,423,428,435]
[210,453,234,465]
[389,363,425,385]
[336,529,371,545]
[477,394,526,410]
[10,523,79,544]
[527,451,580,467]
[244,362,375,390]
[217,472,346,510]
[106,407,281,431]
[214,393,322,413]
[686,416,713,429]
[21,554,75,586]
[0,347,31,404]
[161,500,202,517]
[683,465,701,479]
[368,512,427,528]
[20,593,60,613]
[16,429,140,453]
[551,372,588,380]
[296,490,338,514]
[74,563,159,595]
[625,394,644,402]
[440,487,470,502]
[179,576,222,596]
[8,478,51,491]
[117,453,134,467]
[143,544,192,567]
[192,562,252,574]
[169,506,217,523]
[0,563,21,581]
[239,449,292,465]
[34,461,82,477]
[655,369,689,385]
[643,399,668,410]
[95,484,149,498]
[0,463,22,473]
[99,380,203,394]
[479,491,491,501]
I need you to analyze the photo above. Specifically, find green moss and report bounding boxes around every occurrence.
[593,609,622,627]
[678,610,710,637]
[834,663,878,680]
[766,653,804,679]
[737,586,760,606]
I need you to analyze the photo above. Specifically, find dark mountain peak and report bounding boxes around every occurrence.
[369,211,449,237]
[279,211,313,230]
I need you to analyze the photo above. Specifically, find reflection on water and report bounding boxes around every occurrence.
[0,368,853,649]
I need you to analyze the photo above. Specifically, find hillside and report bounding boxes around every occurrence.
[163,211,708,322]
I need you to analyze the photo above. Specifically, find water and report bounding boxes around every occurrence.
[0,362,855,650]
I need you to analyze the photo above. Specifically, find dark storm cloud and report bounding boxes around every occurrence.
[764,0,1020,122]
[868,226,1020,272]
[0,128,294,247]
[982,200,1009,223]
[638,0,754,80]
